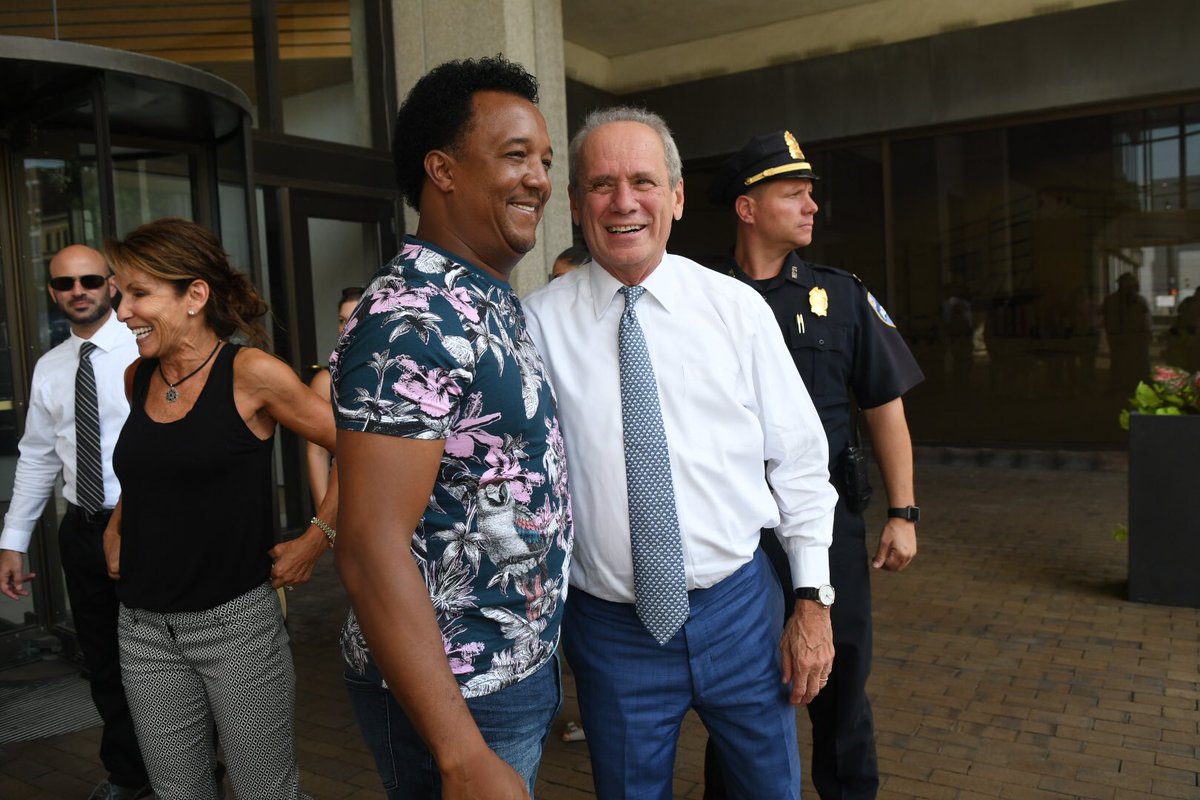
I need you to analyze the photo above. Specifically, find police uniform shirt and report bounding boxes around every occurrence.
[721,251,924,464]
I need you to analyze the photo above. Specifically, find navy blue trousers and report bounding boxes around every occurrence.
[705,500,879,800]
[564,549,800,800]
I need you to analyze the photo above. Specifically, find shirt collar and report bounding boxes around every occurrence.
[781,251,816,287]
[403,234,513,292]
[70,311,127,354]
[722,250,813,290]
[587,252,680,320]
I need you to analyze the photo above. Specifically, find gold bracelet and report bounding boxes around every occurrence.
[311,516,336,547]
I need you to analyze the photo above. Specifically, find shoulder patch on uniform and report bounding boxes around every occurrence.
[867,292,896,327]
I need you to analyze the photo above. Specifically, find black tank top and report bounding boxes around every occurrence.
[114,343,276,612]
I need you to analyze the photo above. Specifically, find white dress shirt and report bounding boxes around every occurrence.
[524,253,837,603]
[0,312,138,552]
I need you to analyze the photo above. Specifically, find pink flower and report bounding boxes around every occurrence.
[393,356,462,417]
[481,449,522,486]
[442,285,481,324]
[445,394,504,457]
[480,447,544,504]
[1151,365,1190,393]
[445,637,485,675]
[369,284,431,314]
[445,412,503,458]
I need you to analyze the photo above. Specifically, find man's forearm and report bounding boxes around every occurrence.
[2,458,60,553]
[862,397,914,506]
[336,518,488,769]
[335,431,488,772]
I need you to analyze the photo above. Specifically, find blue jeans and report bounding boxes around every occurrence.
[345,652,561,799]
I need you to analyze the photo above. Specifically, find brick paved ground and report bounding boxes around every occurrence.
[2,459,1198,799]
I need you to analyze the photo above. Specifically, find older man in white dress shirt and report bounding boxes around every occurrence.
[524,107,839,800]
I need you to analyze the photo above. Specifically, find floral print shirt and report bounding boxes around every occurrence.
[331,236,573,698]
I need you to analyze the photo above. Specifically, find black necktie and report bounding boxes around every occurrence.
[75,341,104,514]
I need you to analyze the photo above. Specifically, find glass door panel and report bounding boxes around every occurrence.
[112,147,195,235]
[268,190,396,529]
[307,217,382,369]
[1,104,104,651]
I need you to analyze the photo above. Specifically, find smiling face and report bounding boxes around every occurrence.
[47,245,115,337]
[571,121,684,285]
[115,267,203,360]
[441,90,553,278]
[743,178,819,250]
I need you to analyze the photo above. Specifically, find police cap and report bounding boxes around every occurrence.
[708,130,820,207]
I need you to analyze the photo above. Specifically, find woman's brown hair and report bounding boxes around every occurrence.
[105,217,269,348]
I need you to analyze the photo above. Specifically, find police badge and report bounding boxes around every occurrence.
[785,130,805,160]
[809,286,828,317]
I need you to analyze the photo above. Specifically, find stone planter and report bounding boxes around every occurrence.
[1127,413,1200,607]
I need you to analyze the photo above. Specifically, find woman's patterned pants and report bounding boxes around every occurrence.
[118,582,311,800]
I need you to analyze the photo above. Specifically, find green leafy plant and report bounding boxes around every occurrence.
[1118,365,1200,430]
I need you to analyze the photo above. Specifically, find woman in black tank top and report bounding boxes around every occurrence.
[102,218,337,800]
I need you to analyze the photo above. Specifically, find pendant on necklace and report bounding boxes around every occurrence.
[158,339,221,405]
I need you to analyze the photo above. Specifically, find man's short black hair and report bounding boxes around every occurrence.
[393,56,540,211]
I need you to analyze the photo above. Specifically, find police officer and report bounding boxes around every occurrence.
[702,131,924,800]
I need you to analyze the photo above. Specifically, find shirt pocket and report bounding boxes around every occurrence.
[786,321,850,398]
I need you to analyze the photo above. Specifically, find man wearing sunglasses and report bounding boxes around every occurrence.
[0,244,147,800]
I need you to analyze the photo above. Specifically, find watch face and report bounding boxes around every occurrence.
[818,585,836,606]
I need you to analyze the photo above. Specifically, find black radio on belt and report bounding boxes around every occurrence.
[838,446,872,514]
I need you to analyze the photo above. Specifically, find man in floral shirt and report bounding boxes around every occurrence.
[331,56,570,800]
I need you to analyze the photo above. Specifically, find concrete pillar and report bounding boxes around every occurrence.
[391,0,571,296]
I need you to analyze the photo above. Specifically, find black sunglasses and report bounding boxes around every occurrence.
[50,275,109,291]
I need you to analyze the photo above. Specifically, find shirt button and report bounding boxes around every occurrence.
[818,338,825,345]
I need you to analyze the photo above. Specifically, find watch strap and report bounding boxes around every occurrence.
[794,585,835,607]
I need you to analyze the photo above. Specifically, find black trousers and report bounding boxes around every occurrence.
[704,500,879,800]
[59,504,149,788]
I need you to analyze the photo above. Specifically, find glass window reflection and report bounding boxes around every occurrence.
[892,105,1200,446]
[112,149,194,235]
[678,103,1200,447]
[278,0,372,147]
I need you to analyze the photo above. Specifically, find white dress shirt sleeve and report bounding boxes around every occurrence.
[743,297,838,588]
[0,314,136,554]
[0,366,61,553]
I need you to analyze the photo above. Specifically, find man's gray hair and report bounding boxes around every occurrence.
[568,106,683,193]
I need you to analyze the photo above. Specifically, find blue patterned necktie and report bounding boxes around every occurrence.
[75,341,104,515]
[618,285,689,644]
